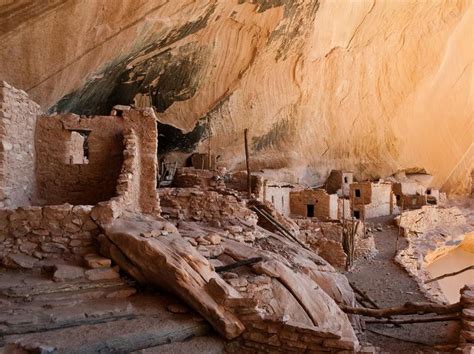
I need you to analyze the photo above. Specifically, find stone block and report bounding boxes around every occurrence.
[84,253,112,268]
[3,253,37,269]
[85,267,120,281]
[53,264,85,281]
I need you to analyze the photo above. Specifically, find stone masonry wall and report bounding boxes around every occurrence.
[0,204,100,268]
[36,114,124,205]
[458,285,474,352]
[0,81,42,208]
[159,187,257,227]
[121,109,160,215]
[90,108,160,225]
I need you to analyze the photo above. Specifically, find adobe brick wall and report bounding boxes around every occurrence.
[36,114,124,206]
[290,189,338,220]
[350,182,372,206]
[0,81,42,208]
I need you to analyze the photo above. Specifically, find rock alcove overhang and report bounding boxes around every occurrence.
[46,0,320,157]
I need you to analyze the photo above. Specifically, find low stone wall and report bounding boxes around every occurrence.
[295,219,376,269]
[458,285,474,352]
[173,167,224,189]
[0,204,100,268]
[159,187,258,227]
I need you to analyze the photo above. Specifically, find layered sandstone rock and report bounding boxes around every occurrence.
[0,0,472,194]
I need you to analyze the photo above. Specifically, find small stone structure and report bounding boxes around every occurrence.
[325,169,353,197]
[190,152,217,170]
[350,182,396,219]
[0,83,159,267]
[262,181,293,216]
[36,114,124,206]
[392,182,428,209]
[290,189,338,220]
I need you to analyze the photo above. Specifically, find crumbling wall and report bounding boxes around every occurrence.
[401,194,427,209]
[225,171,264,199]
[120,109,160,215]
[326,170,353,197]
[159,188,257,227]
[296,219,376,269]
[36,114,124,205]
[190,153,217,170]
[90,108,160,224]
[338,198,351,219]
[290,189,338,220]
[173,167,223,189]
[114,129,140,211]
[0,81,42,208]
[0,204,100,268]
[392,181,428,209]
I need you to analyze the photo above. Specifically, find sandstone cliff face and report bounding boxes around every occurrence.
[0,0,472,193]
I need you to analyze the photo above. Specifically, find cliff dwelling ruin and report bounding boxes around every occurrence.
[0,1,473,353]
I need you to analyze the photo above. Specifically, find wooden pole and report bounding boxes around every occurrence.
[365,315,460,325]
[425,265,474,284]
[396,198,404,256]
[340,301,462,318]
[244,128,251,199]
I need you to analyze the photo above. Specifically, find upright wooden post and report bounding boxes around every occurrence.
[396,198,404,255]
[244,128,251,199]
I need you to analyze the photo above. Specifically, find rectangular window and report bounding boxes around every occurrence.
[67,130,90,165]
[353,210,360,219]
[344,176,348,183]
[355,189,361,198]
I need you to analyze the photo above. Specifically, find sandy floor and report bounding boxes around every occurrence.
[345,216,461,353]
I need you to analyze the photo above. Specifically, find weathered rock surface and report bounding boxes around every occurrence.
[0,1,472,194]
[98,203,359,351]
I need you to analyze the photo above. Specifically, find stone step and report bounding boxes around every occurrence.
[133,335,225,354]
[3,311,211,353]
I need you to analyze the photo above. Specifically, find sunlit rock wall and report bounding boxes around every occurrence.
[0,0,472,193]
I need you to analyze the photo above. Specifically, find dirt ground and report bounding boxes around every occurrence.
[345,216,461,353]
